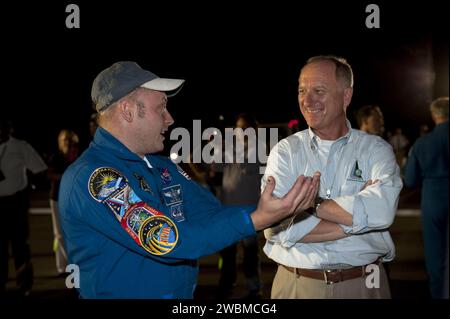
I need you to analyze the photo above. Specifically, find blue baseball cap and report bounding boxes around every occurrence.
[92,61,185,112]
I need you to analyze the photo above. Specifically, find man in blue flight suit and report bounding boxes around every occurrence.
[58,61,320,298]
[405,97,449,299]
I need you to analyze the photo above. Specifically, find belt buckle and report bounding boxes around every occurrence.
[323,269,337,285]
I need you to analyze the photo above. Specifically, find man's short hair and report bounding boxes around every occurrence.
[355,105,382,127]
[430,97,449,119]
[304,55,354,88]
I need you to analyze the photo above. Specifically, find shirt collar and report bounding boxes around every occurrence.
[308,119,354,150]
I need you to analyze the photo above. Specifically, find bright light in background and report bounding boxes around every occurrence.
[219,115,224,121]
[170,153,178,161]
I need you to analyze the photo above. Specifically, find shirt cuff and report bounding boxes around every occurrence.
[334,196,368,234]
[229,205,257,237]
[280,214,321,248]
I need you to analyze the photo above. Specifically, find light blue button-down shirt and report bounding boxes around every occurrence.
[262,121,402,269]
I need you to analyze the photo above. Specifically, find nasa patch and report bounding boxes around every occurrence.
[158,168,173,185]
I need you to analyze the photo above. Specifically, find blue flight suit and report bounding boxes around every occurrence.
[58,127,256,298]
[404,121,449,298]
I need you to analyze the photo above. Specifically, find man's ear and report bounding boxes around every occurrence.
[117,99,134,123]
[343,87,353,111]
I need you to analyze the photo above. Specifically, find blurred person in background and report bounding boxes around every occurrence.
[214,113,263,299]
[404,97,449,299]
[47,129,80,275]
[0,119,47,296]
[355,105,385,137]
[389,128,409,168]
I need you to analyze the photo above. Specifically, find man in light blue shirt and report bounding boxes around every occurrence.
[263,55,403,298]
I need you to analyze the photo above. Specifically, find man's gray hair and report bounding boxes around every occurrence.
[304,55,354,88]
[430,97,449,119]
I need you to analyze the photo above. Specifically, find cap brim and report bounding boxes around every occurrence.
[140,78,185,97]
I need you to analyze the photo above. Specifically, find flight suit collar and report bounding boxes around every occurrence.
[92,126,147,162]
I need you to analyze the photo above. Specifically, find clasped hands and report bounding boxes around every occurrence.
[251,172,321,231]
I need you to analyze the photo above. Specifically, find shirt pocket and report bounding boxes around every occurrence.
[340,179,366,196]
[340,157,369,196]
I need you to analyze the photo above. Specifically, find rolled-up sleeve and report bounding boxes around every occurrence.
[262,139,321,246]
[264,213,321,248]
[335,141,403,234]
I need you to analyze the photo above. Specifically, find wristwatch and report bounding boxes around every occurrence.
[311,197,325,217]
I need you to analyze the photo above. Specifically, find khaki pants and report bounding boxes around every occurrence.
[271,263,391,299]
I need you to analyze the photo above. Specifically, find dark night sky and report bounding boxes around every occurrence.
[3,1,448,157]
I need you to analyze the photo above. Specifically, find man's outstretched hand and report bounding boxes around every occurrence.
[251,173,320,231]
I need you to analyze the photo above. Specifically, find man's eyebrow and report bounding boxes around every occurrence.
[157,98,168,108]
[298,83,327,88]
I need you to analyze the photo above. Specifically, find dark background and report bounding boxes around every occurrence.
[3,0,448,157]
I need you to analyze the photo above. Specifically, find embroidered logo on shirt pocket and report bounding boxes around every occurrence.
[347,160,365,182]
[341,160,367,195]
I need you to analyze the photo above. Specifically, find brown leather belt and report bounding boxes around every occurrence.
[279,260,379,285]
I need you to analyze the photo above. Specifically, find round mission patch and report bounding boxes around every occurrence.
[139,215,178,255]
[88,167,128,202]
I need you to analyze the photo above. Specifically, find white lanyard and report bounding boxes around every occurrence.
[322,145,347,199]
